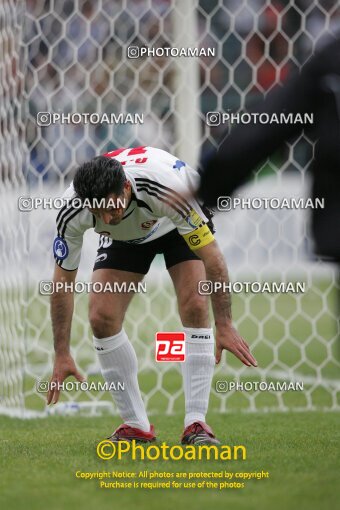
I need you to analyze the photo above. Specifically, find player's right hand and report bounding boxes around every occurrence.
[47,353,85,405]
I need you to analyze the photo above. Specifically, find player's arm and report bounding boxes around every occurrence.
[47,199,88,404]
[47,264,85,405]
[194,238,257,367]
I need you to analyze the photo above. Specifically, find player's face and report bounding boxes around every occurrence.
[89,181,131,225]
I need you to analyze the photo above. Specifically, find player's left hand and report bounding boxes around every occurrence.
[47,353,85,405]
[215,325,257,367]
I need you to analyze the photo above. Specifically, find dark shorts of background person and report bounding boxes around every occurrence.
[93,213,215,275]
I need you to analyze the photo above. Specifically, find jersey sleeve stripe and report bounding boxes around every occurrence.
[57,208,82,237]
[134,178,193,212]
[56,204,68,224]
[136,186,187,219]
[135,181,191,216]
[57,207,77,233]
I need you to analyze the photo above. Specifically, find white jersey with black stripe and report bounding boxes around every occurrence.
[54,146,209,271]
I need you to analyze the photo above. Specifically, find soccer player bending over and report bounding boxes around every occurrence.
[48,146,257,445]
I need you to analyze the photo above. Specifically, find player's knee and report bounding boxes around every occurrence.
[179,295,208,327]
[89,308,121,338]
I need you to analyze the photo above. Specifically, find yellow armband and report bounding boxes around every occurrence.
[182,224,215,250]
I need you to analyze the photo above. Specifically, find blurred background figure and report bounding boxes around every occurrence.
[198,35,340,263]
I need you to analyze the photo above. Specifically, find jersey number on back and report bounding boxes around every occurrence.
[104,146,148,165]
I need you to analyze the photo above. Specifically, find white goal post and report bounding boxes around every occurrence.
[1,0,339,417]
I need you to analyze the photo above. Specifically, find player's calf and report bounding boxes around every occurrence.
[178,294,209,328]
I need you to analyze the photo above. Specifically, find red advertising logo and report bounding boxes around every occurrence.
[155,332,186,362]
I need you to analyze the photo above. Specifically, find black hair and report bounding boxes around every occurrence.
[73,156,126,202]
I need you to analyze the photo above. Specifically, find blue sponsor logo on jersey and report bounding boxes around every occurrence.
[126,223,160,244]
[185,216,197,229]
[53,236,69,260]
[185,209,204,229]
[172,159,186,171]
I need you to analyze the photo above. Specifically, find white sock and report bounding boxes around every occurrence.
[93,329,150,432]
[181,327,215,428]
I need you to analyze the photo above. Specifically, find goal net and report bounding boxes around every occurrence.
[1,0,339,417]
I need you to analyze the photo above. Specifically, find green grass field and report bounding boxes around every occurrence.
[1,412,339,510]
[1,276,339,509]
